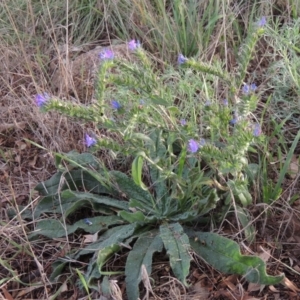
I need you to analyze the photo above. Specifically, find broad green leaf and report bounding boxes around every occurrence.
[236,206,255,244]
[169,210,197,222]
[159,223,191,286]
[125,233,163,300]
[35,169,110,196]
[57,151,101,169]
[62,191,128,217]
[34,190,128,218]
[119,211,146,223]
[29,219,71,239]
[76,224,137,258]
[110,171,155,211]
[29,216,124,239]
[187,229,284,285]
[54,152,110,191]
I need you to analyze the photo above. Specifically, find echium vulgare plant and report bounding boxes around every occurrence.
[31,17,283,299]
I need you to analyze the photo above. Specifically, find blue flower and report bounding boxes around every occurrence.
[84,218,93,226]
[99,49,114,60]
[188,139,199,153]
[111,100,122,110]
[85,134,96,147]
[253,123,261,137]
[230,118,238,125]
[257,16,267,28]
[35,93,50,107]
[128,39,141,51]
[242,84,250,95]
[180,119,187,126]
[242,83,257,95]
[178,53,188,65]
[205,100,211,106]
[250,83,257,92]
[230,111,239,125]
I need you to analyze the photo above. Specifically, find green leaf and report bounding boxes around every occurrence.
[196,188,220,216]
[30,219,72,239]
[159,223,191,286]
[228,180,252,207]
[55,151,101,170]
[187,229,284,285]
[131,155,146,189]
[34,190,128,218]
[35,169,110,196]
[236,206,255,244]
[149,96,169,106]
[97,244,121,275]
[76,224,137,258]
[29,215,124,239]
[119,211,146,223]
[110,171,155,212]
[125,233,163,300]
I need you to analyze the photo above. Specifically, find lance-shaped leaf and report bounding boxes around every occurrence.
[125,233,163,300]
[110,171,155,212]
[160,223,191,286]
[29,215,124,239]
[34,190,128,218]
[35,169,111,196]
[186,229,284,285]
[76,224,137,258]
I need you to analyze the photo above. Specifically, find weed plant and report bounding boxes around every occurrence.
[27,16,287,299]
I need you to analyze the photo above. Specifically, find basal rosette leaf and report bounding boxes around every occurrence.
[186,229,284,285]
[125,233,163,300]
[159,223,191,286]
[34,190,128,218]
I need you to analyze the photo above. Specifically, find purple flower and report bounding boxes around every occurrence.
[99,49,114,60]
[180,119,187,126]
[242,83,257,95]
[35,93,50,107]
[253,123,262,137]
[85,134,96,147]
[128,39,141,51]
[242,84,250,95]
[178,53,188,65]
[188,139,199,153]
[257,16,267,28]
[222,99,228,106]
[111,100,122,110]
[230,111,239,125]
[205,100,211,106]
[230,118,238,125]
[250,83,257,92]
